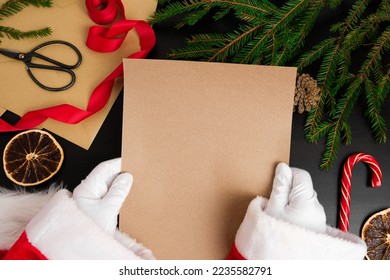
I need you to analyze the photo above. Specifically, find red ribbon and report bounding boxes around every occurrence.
[0,0,156,132]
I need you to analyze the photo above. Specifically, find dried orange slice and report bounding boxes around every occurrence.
[361,208,390,260]
[3,129,64,186]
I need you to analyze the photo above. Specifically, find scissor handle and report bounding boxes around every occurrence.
[29,40,82,69]
[24,40,82,91]
[26,64,76,92]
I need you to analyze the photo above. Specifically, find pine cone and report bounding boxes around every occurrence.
[294,73,321,114]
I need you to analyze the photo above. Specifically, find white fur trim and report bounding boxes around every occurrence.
[234,196,367,259]
[114,231,155,260]
[0,186,59,250]
[25,189,148,259]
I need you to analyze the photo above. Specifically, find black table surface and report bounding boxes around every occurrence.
[0,2,389,239]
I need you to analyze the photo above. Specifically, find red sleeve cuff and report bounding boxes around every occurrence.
[23,190,149,259]
[2,231,47,260]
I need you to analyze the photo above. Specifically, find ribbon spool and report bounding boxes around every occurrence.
[338,153,382,232]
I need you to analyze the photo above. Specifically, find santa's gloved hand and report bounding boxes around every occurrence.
[228,162,367,259]
[73,158,132,235]
[264,162,327,233]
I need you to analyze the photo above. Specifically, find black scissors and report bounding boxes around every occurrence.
[0,40,82,92]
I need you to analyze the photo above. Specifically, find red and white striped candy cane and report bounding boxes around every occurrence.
[338,153,382,232]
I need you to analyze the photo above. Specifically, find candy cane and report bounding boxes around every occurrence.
[338,153,382,232]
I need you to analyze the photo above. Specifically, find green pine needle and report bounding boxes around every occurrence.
[0,25,51,42]
[0,0,53,44]
[0,0,52,20]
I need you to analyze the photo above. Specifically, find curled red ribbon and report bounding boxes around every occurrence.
[86,0,124,25]
[0,0,156,132]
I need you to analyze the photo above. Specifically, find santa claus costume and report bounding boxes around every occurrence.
[0,159,367,260]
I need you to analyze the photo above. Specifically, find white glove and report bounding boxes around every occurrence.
[264,162,327,233]
[72,158,132,235]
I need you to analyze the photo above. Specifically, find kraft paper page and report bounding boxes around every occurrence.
[120,59,297,259]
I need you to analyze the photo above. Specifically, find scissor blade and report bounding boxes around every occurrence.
[0,48,22,60]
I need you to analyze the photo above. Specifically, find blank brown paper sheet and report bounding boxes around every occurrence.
[120,59,297,260]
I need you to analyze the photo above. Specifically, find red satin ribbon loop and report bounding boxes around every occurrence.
[0,0,156,133]
[86,64,123,112]
[86,26,125,52]
[86,20,138,53]
[134,21,156,50]
[85,0,121,25]
[106,20,138,37]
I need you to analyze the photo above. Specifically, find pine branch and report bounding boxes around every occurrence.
[170,23,263,62]
[319,77,363,170]
[234,0,314,64]
[0,0,52,20]
[303,41,341,140]
[361,28,390,143]
[341,120,352,145]
[360,27,389,78]
[0,0,53,44]
[160,0,327,65]
[305,120,332,143]
[151,0,277,24]
[318,23,388,168]
[169,32,231,60]
[364,78,387,143]
[0,25,51,41]
[302,0,389,169]
[321,124,341,170]
[276,1,326,65]
[327,0,341,9]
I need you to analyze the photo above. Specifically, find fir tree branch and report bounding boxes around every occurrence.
[170,24,262,62]
[319,77,363,170]
[341,120,352,145]
[0,0,52,20]
[170,33,231,60]
[235,0,312,64]
[276,0,326,65]
[0,25,51,42]
[211,23,261,62]
[297,37,336,70]
[364,78,387,143]
[151,0,276,27]
[327,0,341,9]
[360,27,389,78]
[320,122,341,170]
[0,0,53,44]
[304,42,340,141]
[301,0,389,169]
[360,28,390,143]
[306,120,332,143]
[344,0,372,30]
